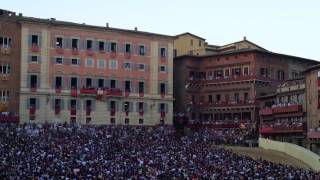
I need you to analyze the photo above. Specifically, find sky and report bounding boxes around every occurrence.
[2,0,320,60]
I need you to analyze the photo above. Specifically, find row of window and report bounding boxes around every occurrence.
[30,35,168,57]
[27,98,169,112]
[28,75,168,94]
[0,63,10,75]
[0,36,12,48]
[260,68,285,80]
[192,92,251,103]
[0,90,9,102]
[28,56,168,72]
[189,66,250,80]
[189,67,286,81]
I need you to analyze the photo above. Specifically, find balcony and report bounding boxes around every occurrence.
[197,101,258,109]
[29,107,36,115]
[0,75,9,81]
[0,115,19,123]
[30,86,37,92]
[55,107,61,115]
[86,49,94,56]
[0,47,11,55]
[139,92,144,97]
[187,121,252,129]
[125,53,131,59]
[308,131,320,139]
[86,107,92,116]
[55,87,62,94]
[70,108,77,116]
[259,108,273,116]
[72,48,79,55]
[80,88,98,95]
[110,52,117,58]
[139,109,144,116]
[161,92,165,98]
[55,47,64,54]
[71,88,78,97]
[160,111,166,118]
[110,108,116,116]
[272,104,302,114]
[260,124,304,134]
[186,75,271,86]
[105,88,122,96]
[31,44,40,52]
[124,91,130,97]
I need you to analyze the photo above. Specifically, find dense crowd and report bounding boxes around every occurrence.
[0,123,319,179]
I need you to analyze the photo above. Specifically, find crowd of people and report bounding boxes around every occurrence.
[0,123,319,179]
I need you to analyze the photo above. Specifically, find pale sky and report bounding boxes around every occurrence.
[2,0,320,60]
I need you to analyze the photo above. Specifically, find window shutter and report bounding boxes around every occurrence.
[27,75,31,88]
[76,100,81,110]
[92,100,96,111]
[38,56,41,64]
[28,35,32,46]
[131,44,135,54]
[105,41,111,52]
[77,77,81,89]
[145,65,148,72]
[144,102,148,113]
[129,102,133,112]
[107,100,110,111]
[64,77,70,89]
[60,99,65,110]
[38,35,42,47]
[165,104,168,112]
[37,75,41,88]
[78,59,82,66]
[67,99,71,110]
[26,98,30,109]
[51,57,55,64]
[144,82,148,94]
[93,41,98,51]
[52,77,56,88]
[116,43,119,52]
[51,98,55,109]
[165,82,168,94]
[122,102,125,112]
[145,46,148,56]
[61,76,65,88]
[28,55,31,63]
[79,39,84,50]
[115,101,119,111]
[36,98,40,109]
[158,103,161,113]
[135,102,139,112]
[62,38,67,49]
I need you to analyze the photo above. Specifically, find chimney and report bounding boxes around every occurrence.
[106,22,109,28]
[243,36,247,41]
[134,27,138,31]
[18,13,22,17]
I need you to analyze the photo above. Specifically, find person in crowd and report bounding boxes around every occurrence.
[0,123,318,179]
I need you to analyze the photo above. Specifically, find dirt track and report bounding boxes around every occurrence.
[223,146,311,169]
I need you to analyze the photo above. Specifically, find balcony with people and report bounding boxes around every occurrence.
[0,112,19,123]
[260,102,303,116]
[186,68,271,86]
[260,119,305,135]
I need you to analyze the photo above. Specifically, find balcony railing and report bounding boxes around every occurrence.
[259,108,273,116]
[31,44,40,52]
[187,122,253,129]
[308,131,320,139]
[125,52,131,59]
[186,75,272,85]
[110,52,117,58]
[80,88,98,95]
[72,48,79,55]
[196,100,258,109]
[260,124,304,134]
[56,47,64,54]
[0,47,11,55]
[0,115,19,123]
[272,104,302,114]
[70,108,76,116]
[86,49,94,56]
[105,88,122,96]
